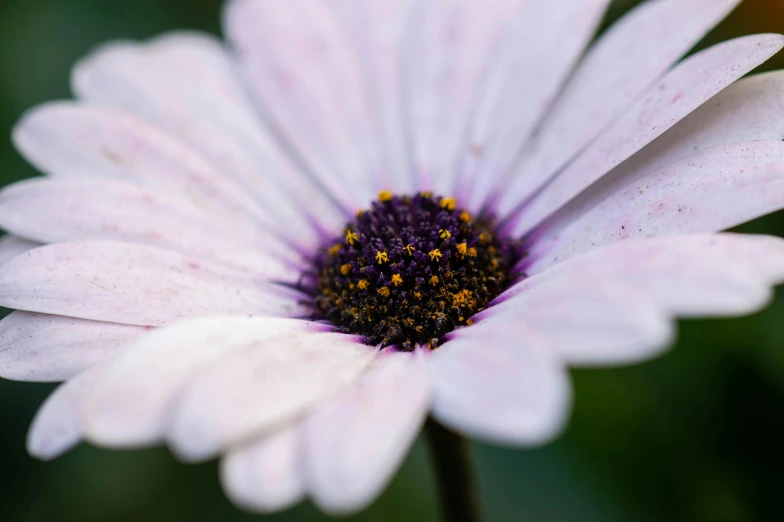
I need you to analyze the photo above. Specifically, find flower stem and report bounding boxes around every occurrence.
[425,417,483,522]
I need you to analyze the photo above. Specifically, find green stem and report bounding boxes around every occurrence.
[425,418,483,522]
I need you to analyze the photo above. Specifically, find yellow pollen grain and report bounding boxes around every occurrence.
[356,209,364,217]
[467,247,477,257]
[478,233,487,243]
[378,286,391,297]
[340,264,351,275]
[414,291,422,300]
[430,275,439,285]
[439,229,451,240]
[459,211,471,223]
[456,243,467,255]
[376,251,389,264]
[428,249,443,261]
[466,318,474,326]
[440,197,457,211]
[391,274,403,286]
[345,230,359,245]
[358,279,369,290]
[422,191,433,199]
[403,244,415,256]
[378,190,393,202]
[328,244,341,257]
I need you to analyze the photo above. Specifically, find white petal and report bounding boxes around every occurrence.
[225,0,380,209]
[333,0,414,194]
[597,71,784,193]
[480,279,674,366]
[509,234,784,316]
[0,311,144,382]
[492,234,784,365]
[0,178,299,276]
[430,330,571,446]
[0,235,39,266]
[509,34,784,235]
[0,241,307,326]
[72,32,343,239]
[168,332,375,462]
[83,316,324,447]
[27,362,111,460]
[306,350,429,515]
[461,0,610,209]
[12,102,285,238]
[502,0,741,211]
[221,427,306,514]
[527,141,784,272]
[530,71,784,269]
[403,0,528,194]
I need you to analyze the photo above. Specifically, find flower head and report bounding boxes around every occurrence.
[2,0,784,517]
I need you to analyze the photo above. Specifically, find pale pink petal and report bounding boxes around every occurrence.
[403,0,528,194]
[502,0,742,211]
[71,32,344,238]
[430,330,571,446]
[11,102,294,240]
[168,332,375,462]
[27,362,110,460]
[305,350,429,515]
[507,34,784,235]
[83,316,325,448]
[0,178,300,276]
[461,0,610,208]
[584,71,784,197]
[489,234,784,365]
[0,242,307,326]
[0,235,39,266]
[221,427,306,514]
[507,234,784,316]
[225,0,381,209]
[0,311,144,382]
[333,0,414,194]
[527,141,784,271]
[478,280,674,366]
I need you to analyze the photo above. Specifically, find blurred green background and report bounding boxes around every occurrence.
[1,0,784,520]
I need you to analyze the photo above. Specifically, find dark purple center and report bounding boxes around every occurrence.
[312,192,520,351]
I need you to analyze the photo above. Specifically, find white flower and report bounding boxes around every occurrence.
[1,0,784,516]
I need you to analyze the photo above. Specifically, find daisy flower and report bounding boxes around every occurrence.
[2,0,784,519]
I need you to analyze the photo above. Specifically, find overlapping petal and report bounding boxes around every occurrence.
[0,235,39,266]
[430,329,571,446]
[221,427,307,514]
[499,0,742,213]
[167,332,374,461]
[0,312,144,382]
[82,316,327,447]
[507,34,784,234]
[71,32,344,241]
[0,178,301,275]
[225,0,381,209]
[489,234,784,365]
[305,350,430,515]
[0,242,308,326]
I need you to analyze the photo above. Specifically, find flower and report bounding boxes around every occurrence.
[1,0,784,517]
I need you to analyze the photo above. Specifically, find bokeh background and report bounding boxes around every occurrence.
[1,0,784,520]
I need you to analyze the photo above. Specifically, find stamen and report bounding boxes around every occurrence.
[313,192,520,350]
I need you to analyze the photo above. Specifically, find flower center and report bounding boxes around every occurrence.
[313,192,520,351]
